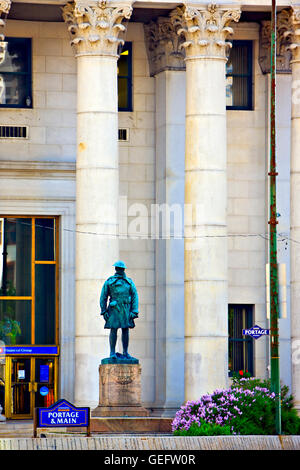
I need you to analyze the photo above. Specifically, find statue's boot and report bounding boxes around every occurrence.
[122,351,133,359]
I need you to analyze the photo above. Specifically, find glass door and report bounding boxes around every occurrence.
[10,357,32,418]
[34,357,56,409]
[5,356,57,419]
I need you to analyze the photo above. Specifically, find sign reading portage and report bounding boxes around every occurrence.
[34,399,90,437]
[242,324,270,340]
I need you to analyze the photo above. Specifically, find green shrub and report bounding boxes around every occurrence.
[172,379,300,436]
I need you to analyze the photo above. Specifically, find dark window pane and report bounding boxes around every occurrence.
[118,77,128,109]
[0,300,31,345]
[0,39,30,73]
[11,358,31,415]
[117,42,131,111]
[0,74,29,106]
[118,50,129,76]
[35,219,55,261]
[35,358,54,384]
[226,41,252,110]
[228,304,254,376]
[35,383,55,408]
[35,264,55,344]
[0,38,32,109]
[230,76,249,108]
[228,45,248,75]
[0,218,31,297]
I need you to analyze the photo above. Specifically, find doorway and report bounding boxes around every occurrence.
[4,356,58,419]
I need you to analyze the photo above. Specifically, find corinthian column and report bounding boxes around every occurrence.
[63,0,132,407]
[172,4,241,401]
[285,6,300,414]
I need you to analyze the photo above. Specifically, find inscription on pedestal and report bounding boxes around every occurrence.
[92,364,149,417]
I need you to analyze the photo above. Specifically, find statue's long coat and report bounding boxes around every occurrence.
[100,273,139,329]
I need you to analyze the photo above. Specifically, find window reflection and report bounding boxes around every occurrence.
[0,37,32,108]
[117,43,132,111]
[226,41,252,110]
[0,75,6,104]
[0,218,31,297]
[0,300,31,345]
[35,219,55,261]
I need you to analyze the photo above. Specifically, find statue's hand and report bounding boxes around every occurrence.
[130,312,138,320]
[101,310,109,322]
[104,312,110,322]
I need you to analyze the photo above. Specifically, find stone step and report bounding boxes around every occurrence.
[90,417,173,434]
[0,435,299,450]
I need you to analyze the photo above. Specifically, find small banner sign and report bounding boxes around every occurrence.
[242,324,270,340]
[1,346,59,355]
[34,399,90,437]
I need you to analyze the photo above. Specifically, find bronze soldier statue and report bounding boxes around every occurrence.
[100,261,139,361]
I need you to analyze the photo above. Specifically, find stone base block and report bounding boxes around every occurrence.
[92,363,149,417]
[90,417,173,434]
[92,405,149,417]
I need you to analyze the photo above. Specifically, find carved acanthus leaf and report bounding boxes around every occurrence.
[284,7,300,63]
[170,3,241,60]
[144,17,185,76]
[259,9,294,74]
[62,1,133,57]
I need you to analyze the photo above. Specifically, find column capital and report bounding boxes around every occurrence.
[170,3,241,61]
[0,0,11,17]
[284,7,300,64]
[144,16,185,76]
[62,0,133,58]
[259,9,294,74]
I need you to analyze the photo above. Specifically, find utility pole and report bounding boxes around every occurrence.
[269,0,281,435]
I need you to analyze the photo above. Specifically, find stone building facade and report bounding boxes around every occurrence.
[0,0,299,419]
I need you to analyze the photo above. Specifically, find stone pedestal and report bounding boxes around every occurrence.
[92,364,149,417]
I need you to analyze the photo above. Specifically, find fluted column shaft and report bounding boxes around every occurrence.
[63,0,132,407]
[172,4,241,401]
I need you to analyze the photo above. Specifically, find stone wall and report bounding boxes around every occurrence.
[227,23,269,380]
[0,20,76,163]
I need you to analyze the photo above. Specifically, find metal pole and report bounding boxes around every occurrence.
[269,0,281,435]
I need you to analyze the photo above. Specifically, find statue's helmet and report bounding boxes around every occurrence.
[113,260,127,269]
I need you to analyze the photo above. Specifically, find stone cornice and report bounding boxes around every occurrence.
[0,160,76,180]
[259,9,294,74]
[144,16,185,76]
[62,0,133,58]
[170,3,241,61]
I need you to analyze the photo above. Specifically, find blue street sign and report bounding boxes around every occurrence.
[40,386,49,396]
[38,399,90,427]
[242,324,270,340]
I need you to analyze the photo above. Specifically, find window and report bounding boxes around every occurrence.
[118,42,132,112]
[0,217,58,346]
[228,304,254,376]
[0,37,32,108]
[226,40,253,110]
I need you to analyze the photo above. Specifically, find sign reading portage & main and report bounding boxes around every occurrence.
[34,399,90,437]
